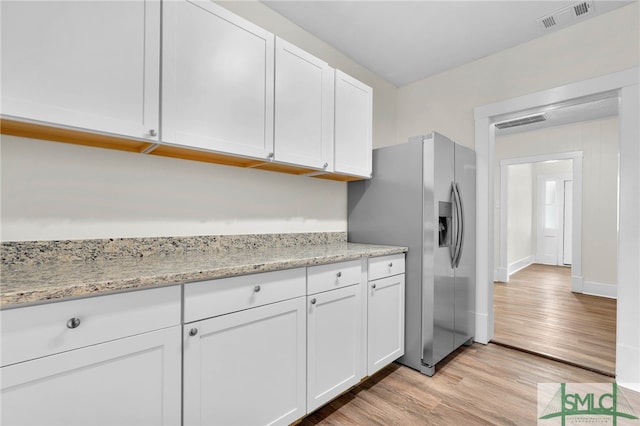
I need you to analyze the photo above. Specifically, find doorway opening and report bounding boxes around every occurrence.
[473,67,639,386]
[495,151,583,288]
[491,121,618,375]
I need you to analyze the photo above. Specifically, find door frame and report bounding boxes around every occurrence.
[497,152,582,287]
[474,67,639,390]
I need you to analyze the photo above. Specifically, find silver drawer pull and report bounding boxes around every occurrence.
[66,317,81,329]
[336,272,342,278]
[311,298,317,305]
[372,283,377,289]
[388,262,393,268]
[189,328,198,337]
[254,285,261,293]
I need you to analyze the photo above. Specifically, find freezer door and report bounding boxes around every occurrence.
[348,140,425,371]
[422,133,455,368]
[453,143,476,348]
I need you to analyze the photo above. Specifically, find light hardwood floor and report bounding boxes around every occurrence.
[300,343,638,425]
[493,263,616,376]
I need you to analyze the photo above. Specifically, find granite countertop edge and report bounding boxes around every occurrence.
[1,243,408,309]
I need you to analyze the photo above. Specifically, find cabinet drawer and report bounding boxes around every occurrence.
[1,285,181,367]
[183,268,306,323]
[368,254,405,281]
[307,260,362,295]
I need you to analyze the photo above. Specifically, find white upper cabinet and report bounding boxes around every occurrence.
[162,0,275,160]
[0,0,160,141]
[274,37,334,171]
[334,70,373,178]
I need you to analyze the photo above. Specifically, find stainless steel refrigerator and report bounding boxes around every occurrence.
[348,132,475,376]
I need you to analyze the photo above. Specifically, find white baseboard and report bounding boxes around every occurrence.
[616,342,640,392]
[508,256,534,276]
[583,280,617,299]
[536,253,557,265]
[475,312,490,344]
[495,267,508,283]
[571,275,583,293]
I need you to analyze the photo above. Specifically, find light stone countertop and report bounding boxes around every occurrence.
[0,243,407,309]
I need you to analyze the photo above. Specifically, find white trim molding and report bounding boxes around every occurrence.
[508,256,535,276]
[475,67,639,389]
[582,281,617,299]
[571,275,584,295]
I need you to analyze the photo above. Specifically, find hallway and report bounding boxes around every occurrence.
[493,264,616,376]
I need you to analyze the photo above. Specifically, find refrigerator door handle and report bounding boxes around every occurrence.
[449,182,458,267]
[454,182,465,268]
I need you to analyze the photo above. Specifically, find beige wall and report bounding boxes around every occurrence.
[506,163,533,266]
[217,1,398,149]
[495,117,619,287]
[396,2,639,149]
[0,136,347,241]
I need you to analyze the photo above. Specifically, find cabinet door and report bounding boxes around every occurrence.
[274,37,334,170]
[368,274,405,376]
[0,326,181,426]
[0,0,160,141]
[307,284,363,412]
[334,70,373,178]
[183,297,306,426]
[163,0,274,160]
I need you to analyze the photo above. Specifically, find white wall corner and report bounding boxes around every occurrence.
[571,275,584,293]
[474,312,490,345]
[616,342,640,393]
[496,267,508,283]
[582,281,617,299]
[508,256,535,276]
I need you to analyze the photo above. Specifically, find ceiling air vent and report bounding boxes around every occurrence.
[541,16,557,29]
[537,1,594,30]
[494,113,547,130]
[574,1,592,16]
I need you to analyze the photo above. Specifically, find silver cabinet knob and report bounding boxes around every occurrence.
[148,129,157,137]
[189,328,198,337]
[323,162,328,169]
[254,285,261,293]
[267,152,274,159]
[372,283,377,289]
[336,272,342,278]
[388,262,393,268]
[66,317,81,329]
[310,298,317,305]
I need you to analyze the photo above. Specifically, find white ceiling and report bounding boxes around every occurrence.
[262,0,635,87]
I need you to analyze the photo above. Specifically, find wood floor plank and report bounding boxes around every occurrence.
[493,264,616,376]
[298,264,622,425]
[299,343,637,425]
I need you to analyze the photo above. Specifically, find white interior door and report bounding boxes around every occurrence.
[536,174,571,266]
[563,180,573,265]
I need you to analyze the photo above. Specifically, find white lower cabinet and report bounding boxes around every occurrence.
[306,261,364,413]
[0,254,406,425]
[1,326,181,426]
[367,254,406,376]
[367,274,406,375]
[0,286,182,426]
[182,270,307,426]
